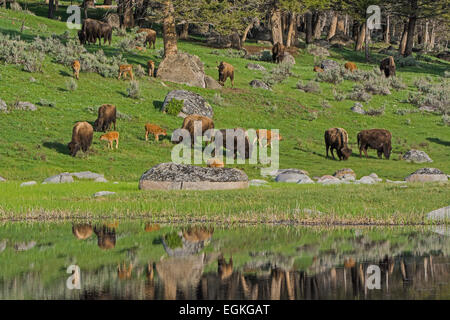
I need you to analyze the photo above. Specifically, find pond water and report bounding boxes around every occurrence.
[0,221,448,300]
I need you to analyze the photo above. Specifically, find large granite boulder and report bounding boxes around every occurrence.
[71,171,105,180]
[275,172,312,184]
[139,162,248,190]
[281,52,296,65]
[427,206,450,221]
[405,168,448,183]
[265,168,309,178]
[320,59,340,71]
[333,168,356,180]
[13,101,37,111]
[204,75,222,89]
[156,52,207,88]
[43,173,74,184]
[402,149,433,163]
[161,90,213,119]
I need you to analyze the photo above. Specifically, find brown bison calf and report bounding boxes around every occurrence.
[325,128,352,160]
[118,65,134,80]
[94,104,117,132]
[379,56,396,78]
[72,60,80,80]
[147,60,155,77]
[137,28,157,49]
[272,42,285,63]
[357,129,392,159]
[218,61,234,87]
[344,62,357,72]
[175,114,215,147]
[68,121,93,157]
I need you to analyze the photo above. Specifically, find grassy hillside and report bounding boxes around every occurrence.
[1,8,449,183]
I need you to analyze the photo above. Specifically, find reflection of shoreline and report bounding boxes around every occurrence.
[432,226,450,236]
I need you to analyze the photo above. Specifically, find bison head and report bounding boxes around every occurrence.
[68,141,80,157]
[93,118,104,132]
[340,147,352,160]
[78,30,86,45]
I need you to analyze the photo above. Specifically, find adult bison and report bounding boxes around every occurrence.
[137,28,157,49]
[68,121,93,157]
[94,104,117,132]
[272,42,285,63]
[213,128,253,160]
[379,56,396,78]
[324,127,352,160]
[217,61,234,87]
[81,19,112,46]
[357,129,392,159]
[174,114,215,146]
[99,21,112,45]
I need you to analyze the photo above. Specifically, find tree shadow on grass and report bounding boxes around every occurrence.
[43,142,69,155]
[426,137,450,147]
[59,70,72,77]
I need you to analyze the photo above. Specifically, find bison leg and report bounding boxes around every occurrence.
[377,150,383,159]
[325,144,329,158]
[145,131,148,141]
[363,146,369,159]
[115,139,119,149]
[330,148,336,160]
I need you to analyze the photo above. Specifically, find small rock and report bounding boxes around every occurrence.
[318,175,340,183]
[351,102,366,114]
[13,101,37,111]
[369,173,382,182]
[94,176,108,183]
[402,149,433,163]
[20,181,37,187]
[426,206,450,221]
[246,63,266,71]
[266,169,309,178]
[405,168,448,183]
[0,240,7,253]
[94,191,116,197]
[249,179,268,186]
[297,175,314,184]
[249,79,271,90]
[15,241,37,252]
[356,176,377,184]
[0,176,6,182]
[275,172,307,183]
[386,179,407,184]
[204,75,222,89]
[333,168,356,180]
[0,99,7,113]
[29,77,36,83]
[43,173,74,184]
[113,181,119,184]
[281,53,296,65]
[71,171,104,180]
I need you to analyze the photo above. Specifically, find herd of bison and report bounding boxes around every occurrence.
[68,18,396,163]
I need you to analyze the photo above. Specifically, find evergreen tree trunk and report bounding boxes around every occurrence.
[429,21,435,50]
[163,0,177,57]
[384,15,390,44]
[270,7,283,45]
[305,12,313,44]
[312,12,323,39]
[327,12,338,40]
[179,22,189,40]
[48,0,55,19]
[404,16,416,56]
[286,13,296,47]
[337,16,345,34]
[399,21,408,55]
[423,20,429,49]
[365,24,370,61]
[355,22,365,51]
[118,0,134,28]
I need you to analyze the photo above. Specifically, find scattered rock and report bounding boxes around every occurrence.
[14,241,36,252]
[71,171,105,180]
[281,52,296,65]
[427,206,450,221]
[94,191,116,197]
[333,168,356,180]
[20,181,37,187]
[0,99,7,112]
[0,240,6,253]
[249,79,271,90]
[297,175,315,184]
[402,149,433,163]
[386,179,407,184]
[94,176,108,183]
[275,172,313,184]
[405,168,448,183]
[13,101,37,111]
[0,176,6,182]
[29,77,36,83]
[320,59,340,71]
[161,90,213,119]
[43,173,74,184]
[249,179,268,187]
[356,176,377,184]
[247,63,266,71]
[204,75,222,89]
[369,173,382,182]
[113,181,119,184]
[156,52,208,88]
[266,169,309,178]
[139,162,248,190]
[318,175,345,184]
[351,102,366,114]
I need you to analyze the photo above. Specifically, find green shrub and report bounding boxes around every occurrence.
[262,62,292,87]
[166,99,184,116]
[126,80,140,99]
[297,80,321,93]
[316,68,343,84]
[347,84,372,102]
[66,78,77,91]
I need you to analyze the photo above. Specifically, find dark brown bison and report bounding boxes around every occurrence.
[81,19,101,45]
[357,129,392,159]
[272,42,285,63]
[137,28,157,49]
[213,128,253,159]
[218,61,234,87]
[379,56,396,78]
[68,121,93,157]
[94,225,116,250]
[325,128,352,160]
[98,21,112,45]
[94,104,117,132]
[174,114,215,146]
[78,30,86,45]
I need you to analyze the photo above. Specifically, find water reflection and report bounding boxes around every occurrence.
[0,222,448,300]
